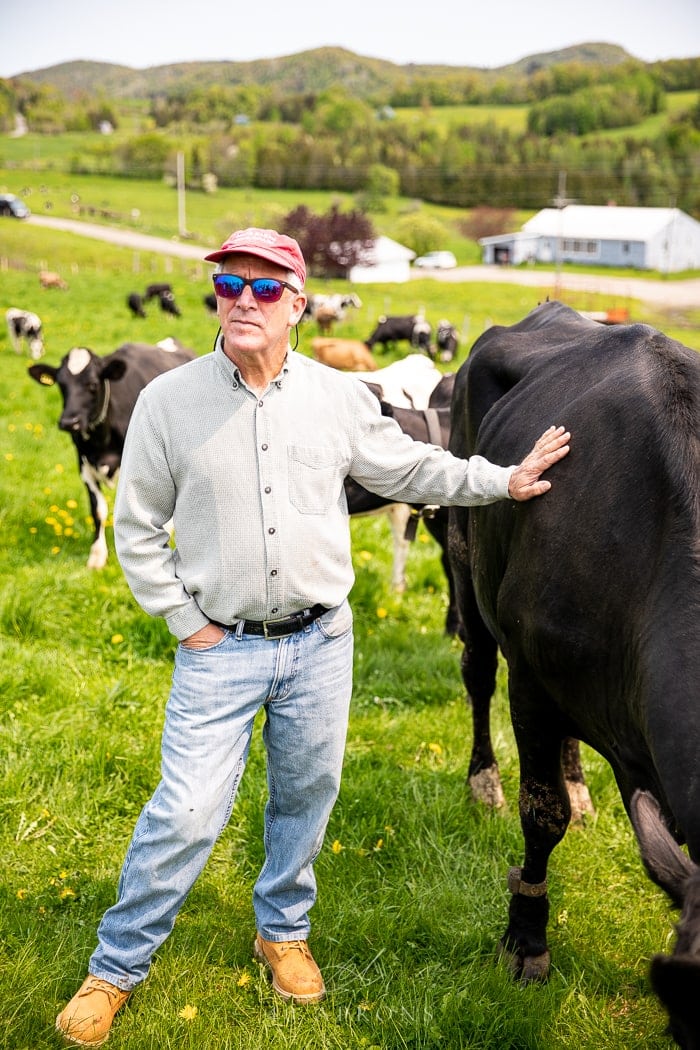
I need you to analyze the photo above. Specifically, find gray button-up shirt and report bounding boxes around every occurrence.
[114,343,514,639]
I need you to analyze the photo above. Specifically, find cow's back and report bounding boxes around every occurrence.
[107,342,196,417]
[449,301,700,845]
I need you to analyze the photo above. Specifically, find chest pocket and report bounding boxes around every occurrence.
[288,445,344,515]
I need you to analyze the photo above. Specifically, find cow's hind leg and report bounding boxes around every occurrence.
[498,670,571,981]
[459,582,504,809]
[561,736,595,822]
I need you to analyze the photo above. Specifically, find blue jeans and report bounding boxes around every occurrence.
[88,602,353,990]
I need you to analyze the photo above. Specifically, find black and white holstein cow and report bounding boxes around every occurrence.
[447,300,699,1047]
[6,307,45,359]
[29,338,196,569]
[345,385,459,635]
[366,314,433,357]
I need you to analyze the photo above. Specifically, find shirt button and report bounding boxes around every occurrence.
[258,400,264,407]
[271,607,278,615]
[264,486,271,494]
[270,569,278,576]
[261,443,268,451]
[268,527,275,534]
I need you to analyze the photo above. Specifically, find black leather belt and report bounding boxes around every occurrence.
[218,604,328,639]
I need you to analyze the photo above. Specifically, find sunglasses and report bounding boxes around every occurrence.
[212,274,299,303]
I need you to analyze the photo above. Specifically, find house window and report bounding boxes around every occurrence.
[622,243,630,254]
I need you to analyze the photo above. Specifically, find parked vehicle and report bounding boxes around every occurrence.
[0,193,30,219]
[413,250,457,269]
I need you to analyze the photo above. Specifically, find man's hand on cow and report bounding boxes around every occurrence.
[508,425,570,502]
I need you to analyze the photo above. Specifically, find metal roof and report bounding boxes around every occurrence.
[523,205,683,241]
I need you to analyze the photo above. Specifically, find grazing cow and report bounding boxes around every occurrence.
[447,301,699,1045]
[144,283,173,301]
[28,338,196,569]
[38,270,68,290]
[310,337,376,371]
[302,292,362,327]
[127,292,147,318]
[366,314,433,357]
[158,290,181,317]
[6,307,44,359]
[203,292,218,314]
[436,320,459,363]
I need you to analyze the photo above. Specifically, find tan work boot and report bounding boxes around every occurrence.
[254,934,326,1003]
[56,975,130,1047]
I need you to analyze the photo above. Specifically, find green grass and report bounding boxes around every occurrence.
[0,212,692,1049]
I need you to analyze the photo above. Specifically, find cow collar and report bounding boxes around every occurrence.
[87,379,111,434]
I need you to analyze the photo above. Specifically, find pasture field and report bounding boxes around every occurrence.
[0,223,693,1049]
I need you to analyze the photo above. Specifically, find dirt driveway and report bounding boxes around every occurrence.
[28,215,700,310]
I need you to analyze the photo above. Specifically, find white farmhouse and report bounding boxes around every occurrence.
[479,205,700,273]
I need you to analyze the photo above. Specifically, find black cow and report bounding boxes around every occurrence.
[127,292,147,318]
[158,290,181,317]
[366,314,433,357]
[144,282,173,301]
[29,338,196,569]
[436,320,459,363]
[447,301,700,1046]
[203,292,218,314]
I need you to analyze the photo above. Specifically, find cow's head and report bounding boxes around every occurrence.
[29,347,128,438]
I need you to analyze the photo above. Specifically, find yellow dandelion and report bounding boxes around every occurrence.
[41,808,51,818]
[59,870,68,879]
[54,464,64,473]
[16,889,27,900]
[111,634,124,645]
[374,838,384,851]
[428,742,443,756]
[331,839,344,854]
[66,499,78,509]
[359,549,372,562]
[59,887,76,900]
[8,423,16,432]
[419,533,429,543]
[178,1004,198,1021]
[43,487,52,495]
[376,607,388,619]
[51,546,60,555]
[236,972,252,988]
[29,527,37,534]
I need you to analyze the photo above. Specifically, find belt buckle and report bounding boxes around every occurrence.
[262,611,305,639]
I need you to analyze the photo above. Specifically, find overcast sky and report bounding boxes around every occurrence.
[1,0,698,77]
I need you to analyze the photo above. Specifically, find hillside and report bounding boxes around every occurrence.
[9,43,636,100]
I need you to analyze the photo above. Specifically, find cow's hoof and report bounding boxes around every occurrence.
[469,766,506,809]
[497,941,550,982]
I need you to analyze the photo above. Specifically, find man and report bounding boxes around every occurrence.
[57,228,570,1046]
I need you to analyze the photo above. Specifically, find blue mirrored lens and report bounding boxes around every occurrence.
[212,275,286,302]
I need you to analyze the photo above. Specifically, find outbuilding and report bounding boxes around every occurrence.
[479,205,700,273]
[348,235,415,283]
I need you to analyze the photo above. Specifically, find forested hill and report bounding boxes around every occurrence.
[10,42,638,100]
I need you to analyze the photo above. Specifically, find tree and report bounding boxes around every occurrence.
[283,204,375,279]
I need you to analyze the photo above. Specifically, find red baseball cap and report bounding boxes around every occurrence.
[204,227,306,286]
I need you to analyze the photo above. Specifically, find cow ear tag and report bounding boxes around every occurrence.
[39,374,55,386]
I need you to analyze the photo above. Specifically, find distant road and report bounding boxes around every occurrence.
[28,214,700,309]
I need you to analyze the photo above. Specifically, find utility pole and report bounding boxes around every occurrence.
[177,151,187,238]
[551,171,576,297]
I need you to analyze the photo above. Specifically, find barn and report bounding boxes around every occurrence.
[479,205,700,273]
[348,235,415,283]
